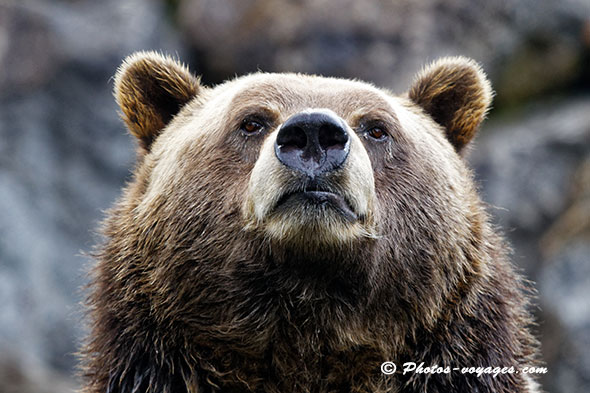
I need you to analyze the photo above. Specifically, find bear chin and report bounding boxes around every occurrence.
[261,216,380,304]
[262,210,376,250]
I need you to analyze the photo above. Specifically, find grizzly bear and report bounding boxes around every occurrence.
[81,51,541,393]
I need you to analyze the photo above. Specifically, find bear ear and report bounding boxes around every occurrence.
[114,51,201,152]
[408,57,493,152]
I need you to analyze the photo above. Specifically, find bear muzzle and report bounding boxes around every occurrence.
[243,108,377,244]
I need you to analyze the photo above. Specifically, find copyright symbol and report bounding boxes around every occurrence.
[381,361,397,375]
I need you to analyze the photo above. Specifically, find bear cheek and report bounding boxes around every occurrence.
[342,133,376,222]
[242,130,288,227]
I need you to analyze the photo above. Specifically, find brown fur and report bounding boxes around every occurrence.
[114,51,201,152]
[408,57,493,152]
[81,52,540,393]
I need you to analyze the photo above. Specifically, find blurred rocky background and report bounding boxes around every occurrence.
[0,0,588,391]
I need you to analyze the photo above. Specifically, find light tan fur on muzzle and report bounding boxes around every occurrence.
[243,108,378,246]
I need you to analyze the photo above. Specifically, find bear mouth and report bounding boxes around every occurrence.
[275,187,358,222]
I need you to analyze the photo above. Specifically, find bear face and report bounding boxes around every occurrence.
[83,52,540,393]
[113,53,491,302]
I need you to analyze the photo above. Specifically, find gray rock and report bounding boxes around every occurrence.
[470,97,590,275]
[0,0,184,387]
[470,97,590,393]
[0,351,76,393]
[539,240,590,393]
[177,0,590,100]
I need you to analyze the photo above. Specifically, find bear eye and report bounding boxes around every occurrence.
[240,119,265,135]
[366,126,387,140]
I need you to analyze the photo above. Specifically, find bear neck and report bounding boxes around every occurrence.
[190,286,392,392]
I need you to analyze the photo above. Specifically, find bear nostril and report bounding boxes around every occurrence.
[318,124,348,151]
[276,126,308,151]
[275,110,350,177]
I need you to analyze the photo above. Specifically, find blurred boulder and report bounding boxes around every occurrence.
[177,0,590,103]
[538,158,590,393]
[0,4,60,92]
[470,97,590,276]
[0,0,184,388]
[470,96,590,393]
[541,158,590,256]
[0,352,75,393]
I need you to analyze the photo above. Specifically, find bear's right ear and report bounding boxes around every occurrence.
[114,51,201,152]
[408,57,492,152]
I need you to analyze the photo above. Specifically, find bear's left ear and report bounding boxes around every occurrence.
[408,57,493,152]
[114,51,201,152]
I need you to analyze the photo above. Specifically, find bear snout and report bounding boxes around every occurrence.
[274,109,350,178]
[243,108,378,246]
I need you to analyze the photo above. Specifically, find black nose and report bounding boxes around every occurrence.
[274,110,350,177]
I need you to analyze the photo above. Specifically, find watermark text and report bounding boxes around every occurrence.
[380,362,547,378]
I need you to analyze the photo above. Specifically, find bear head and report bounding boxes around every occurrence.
[108,51,492,336]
